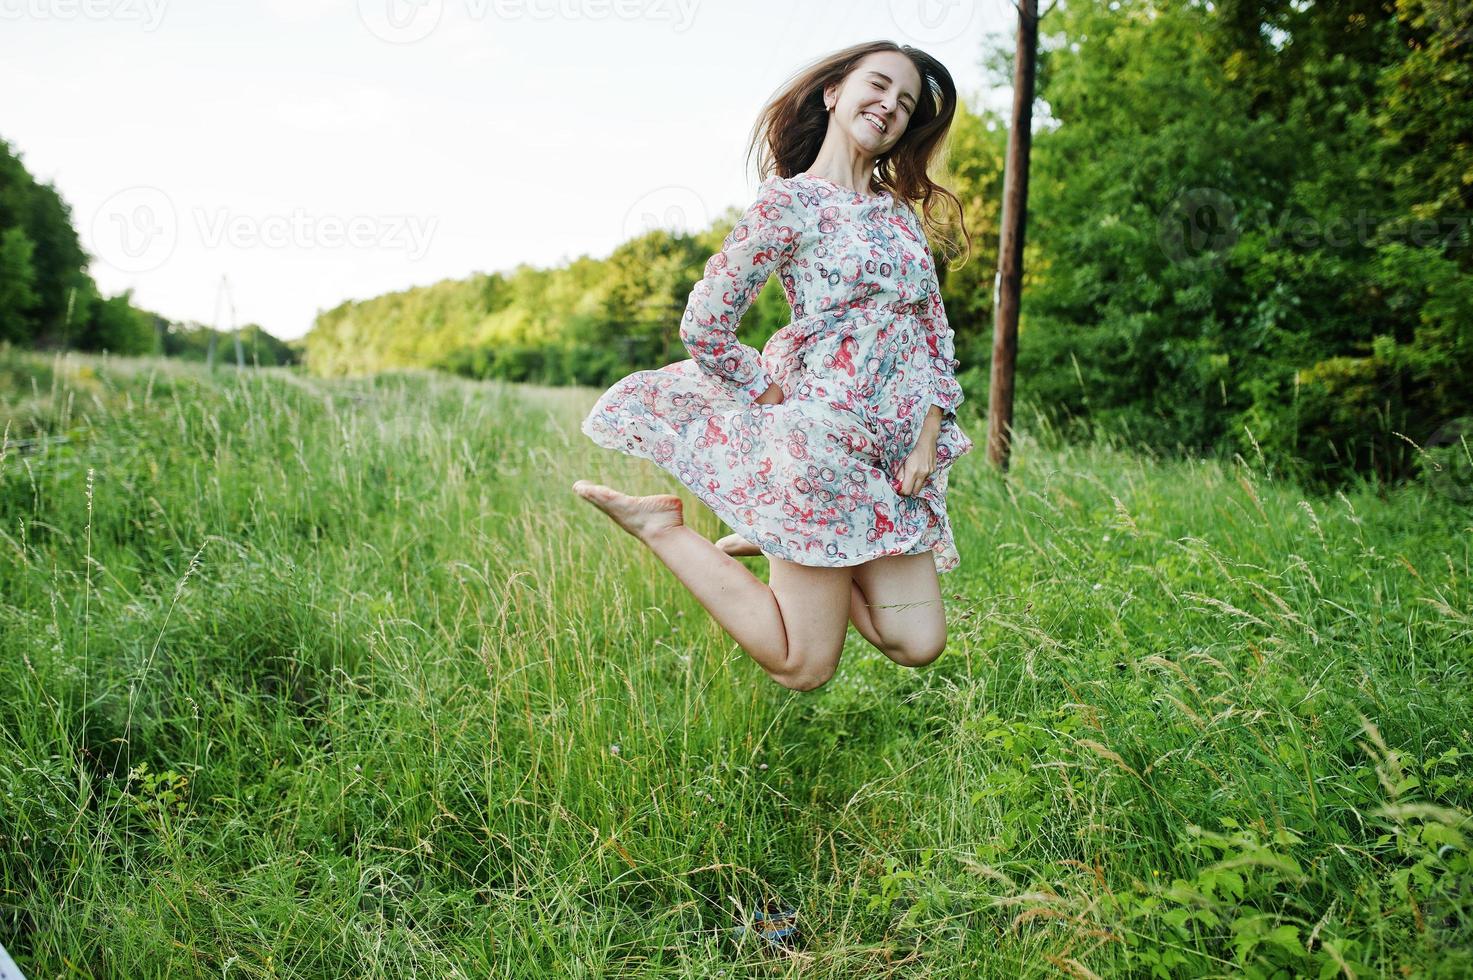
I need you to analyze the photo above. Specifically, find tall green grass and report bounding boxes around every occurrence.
[1,345,1468,978]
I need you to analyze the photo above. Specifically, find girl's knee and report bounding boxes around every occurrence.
[772,642,841,691]
[774,664,837,691]
[884,633,947,668]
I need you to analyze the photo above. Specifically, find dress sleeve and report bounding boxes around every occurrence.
[918,281,965,418]
[679,175,804,401]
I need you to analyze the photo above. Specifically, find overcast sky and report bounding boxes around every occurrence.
[2,0,1016,340]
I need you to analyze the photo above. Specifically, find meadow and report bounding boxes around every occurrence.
[0,346,1469,978]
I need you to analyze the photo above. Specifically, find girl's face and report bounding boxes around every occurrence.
[824,52,922,158]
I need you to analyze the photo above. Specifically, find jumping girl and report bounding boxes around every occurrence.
[575,40,974,692]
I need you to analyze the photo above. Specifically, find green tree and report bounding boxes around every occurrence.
[1000,0,1471,490]
[0,136,90,345]
[0,224,40,342]
[76,287,155,355]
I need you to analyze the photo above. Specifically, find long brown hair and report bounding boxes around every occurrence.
[744,40,972,268]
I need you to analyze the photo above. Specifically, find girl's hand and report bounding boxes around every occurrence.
[897,429,938,496]
[755,381,785,405]
[897,406,944,496]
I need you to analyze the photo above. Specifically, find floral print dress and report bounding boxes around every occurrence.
[580,171,974,572]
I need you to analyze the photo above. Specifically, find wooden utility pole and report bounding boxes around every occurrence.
[988,0,1040,472]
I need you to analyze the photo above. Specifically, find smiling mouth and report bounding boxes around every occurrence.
[861,112,887,134]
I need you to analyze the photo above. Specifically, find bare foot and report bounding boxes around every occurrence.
[572,480,684,542]
[715,532,762,557]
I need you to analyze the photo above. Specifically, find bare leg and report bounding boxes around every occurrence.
[847,579,887,652]
[851,551,949,667]
[573,481,852,690]
[716,532,887,654]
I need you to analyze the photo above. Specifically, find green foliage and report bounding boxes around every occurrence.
[74,287,157,356]
[109,761,194,825]
[0,134,90,345]
[0,225,40,341]
[1011,0,1472,493]
[157,319,301,366]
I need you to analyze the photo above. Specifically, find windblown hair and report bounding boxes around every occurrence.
[744,40,972,268]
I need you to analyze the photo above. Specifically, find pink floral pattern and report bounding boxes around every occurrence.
[581,172,974,572]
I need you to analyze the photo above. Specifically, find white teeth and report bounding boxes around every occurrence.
[862,112,886,133]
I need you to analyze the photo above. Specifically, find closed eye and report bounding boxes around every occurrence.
[872,80,913,112]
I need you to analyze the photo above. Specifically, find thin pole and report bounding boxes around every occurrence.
[988,0,1039,472]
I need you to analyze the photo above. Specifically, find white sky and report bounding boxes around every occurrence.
[2,0,1017,340]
